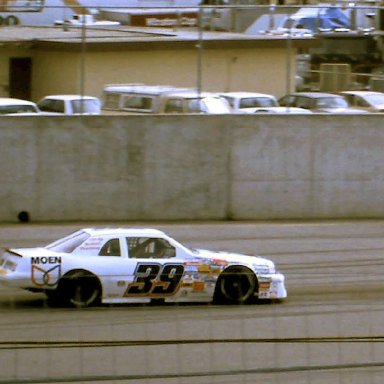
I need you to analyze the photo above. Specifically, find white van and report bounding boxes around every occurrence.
[102,84,184,114]
[102,84,231,114]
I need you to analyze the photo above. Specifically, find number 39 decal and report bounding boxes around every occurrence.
[125,263,185,297]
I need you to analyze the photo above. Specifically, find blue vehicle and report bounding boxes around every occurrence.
[283,6,350,33]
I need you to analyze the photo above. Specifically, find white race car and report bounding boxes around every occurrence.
[0,228,287,307]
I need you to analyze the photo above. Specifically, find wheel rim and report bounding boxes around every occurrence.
[69,275,99,308]
[220,270,255,303]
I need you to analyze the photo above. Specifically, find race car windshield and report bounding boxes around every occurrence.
[45,230,91,253]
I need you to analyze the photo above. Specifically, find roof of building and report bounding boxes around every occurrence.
[0,25,317,51]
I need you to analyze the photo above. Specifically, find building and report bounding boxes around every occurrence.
[0,24,316,102]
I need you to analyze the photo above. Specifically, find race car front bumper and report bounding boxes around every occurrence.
[257,272,287,300]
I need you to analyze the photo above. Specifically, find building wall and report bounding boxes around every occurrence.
[32,51,81,99]
[0,114,383,223]
[30,47,293,101]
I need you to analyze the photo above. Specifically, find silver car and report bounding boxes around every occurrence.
[0,98,40,115]
[339,91,384,113]
[278,92,368,113]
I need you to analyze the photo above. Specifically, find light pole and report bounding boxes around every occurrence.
[80,15,86,115]
[197,5,203,96]
[286,16,293,110]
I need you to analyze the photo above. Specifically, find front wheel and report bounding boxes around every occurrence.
[213,267,256,305]
[47,271,101,308]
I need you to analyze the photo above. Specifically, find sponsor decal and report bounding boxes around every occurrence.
[259,282,271,290]
[184,264,199,273]
[31,256,62,287]
[124,263,184,297]
[79,237,103,250]
[212,259,228,267]
[184,261,200,266]
[197,264,211,273]
[31,264,61,287]
[197,263,223,275]
[31,256,62,265]
[192,281,205,292]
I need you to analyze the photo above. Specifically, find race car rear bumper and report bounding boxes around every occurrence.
[0,268,33,289]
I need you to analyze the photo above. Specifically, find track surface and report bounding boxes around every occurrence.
[0,221,384,384]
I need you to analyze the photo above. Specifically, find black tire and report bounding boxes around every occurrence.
[5,16,19,26]
[214,267,256,305]
[47,270,101,308]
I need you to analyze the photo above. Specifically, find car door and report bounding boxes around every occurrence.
[85,236,138,300]
[279,95,297,107]
[125,236,186,300]
[342,93,355,107]
[354,95,371,112]
[296,96,311,110]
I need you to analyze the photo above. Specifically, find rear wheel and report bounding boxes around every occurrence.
[46,270,101,308]
[5,16,19,26]
[214,267,256,305]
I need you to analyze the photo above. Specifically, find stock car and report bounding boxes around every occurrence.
[0,228,287,307]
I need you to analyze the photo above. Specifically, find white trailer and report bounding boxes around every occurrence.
[0,0,201,26]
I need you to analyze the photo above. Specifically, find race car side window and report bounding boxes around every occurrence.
[46,230,91,253]
[99,239,121,257]
[127,237,176,259]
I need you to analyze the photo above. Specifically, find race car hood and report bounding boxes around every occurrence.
[192,248,274,268]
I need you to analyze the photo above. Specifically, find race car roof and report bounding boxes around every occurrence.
[81,227,167,237]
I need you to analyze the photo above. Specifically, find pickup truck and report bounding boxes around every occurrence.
[37,95,101,115]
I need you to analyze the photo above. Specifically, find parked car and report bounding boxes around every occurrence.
[220,91,311,114]
[159,90,231,114]
[278,92,368,113]
[0,98,40,115]
[37,95,101,115]
[253,107,312,114]
[339,91,384,113]
[0,227,287,307]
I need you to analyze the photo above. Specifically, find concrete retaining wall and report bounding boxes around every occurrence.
[1,114,383,222]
